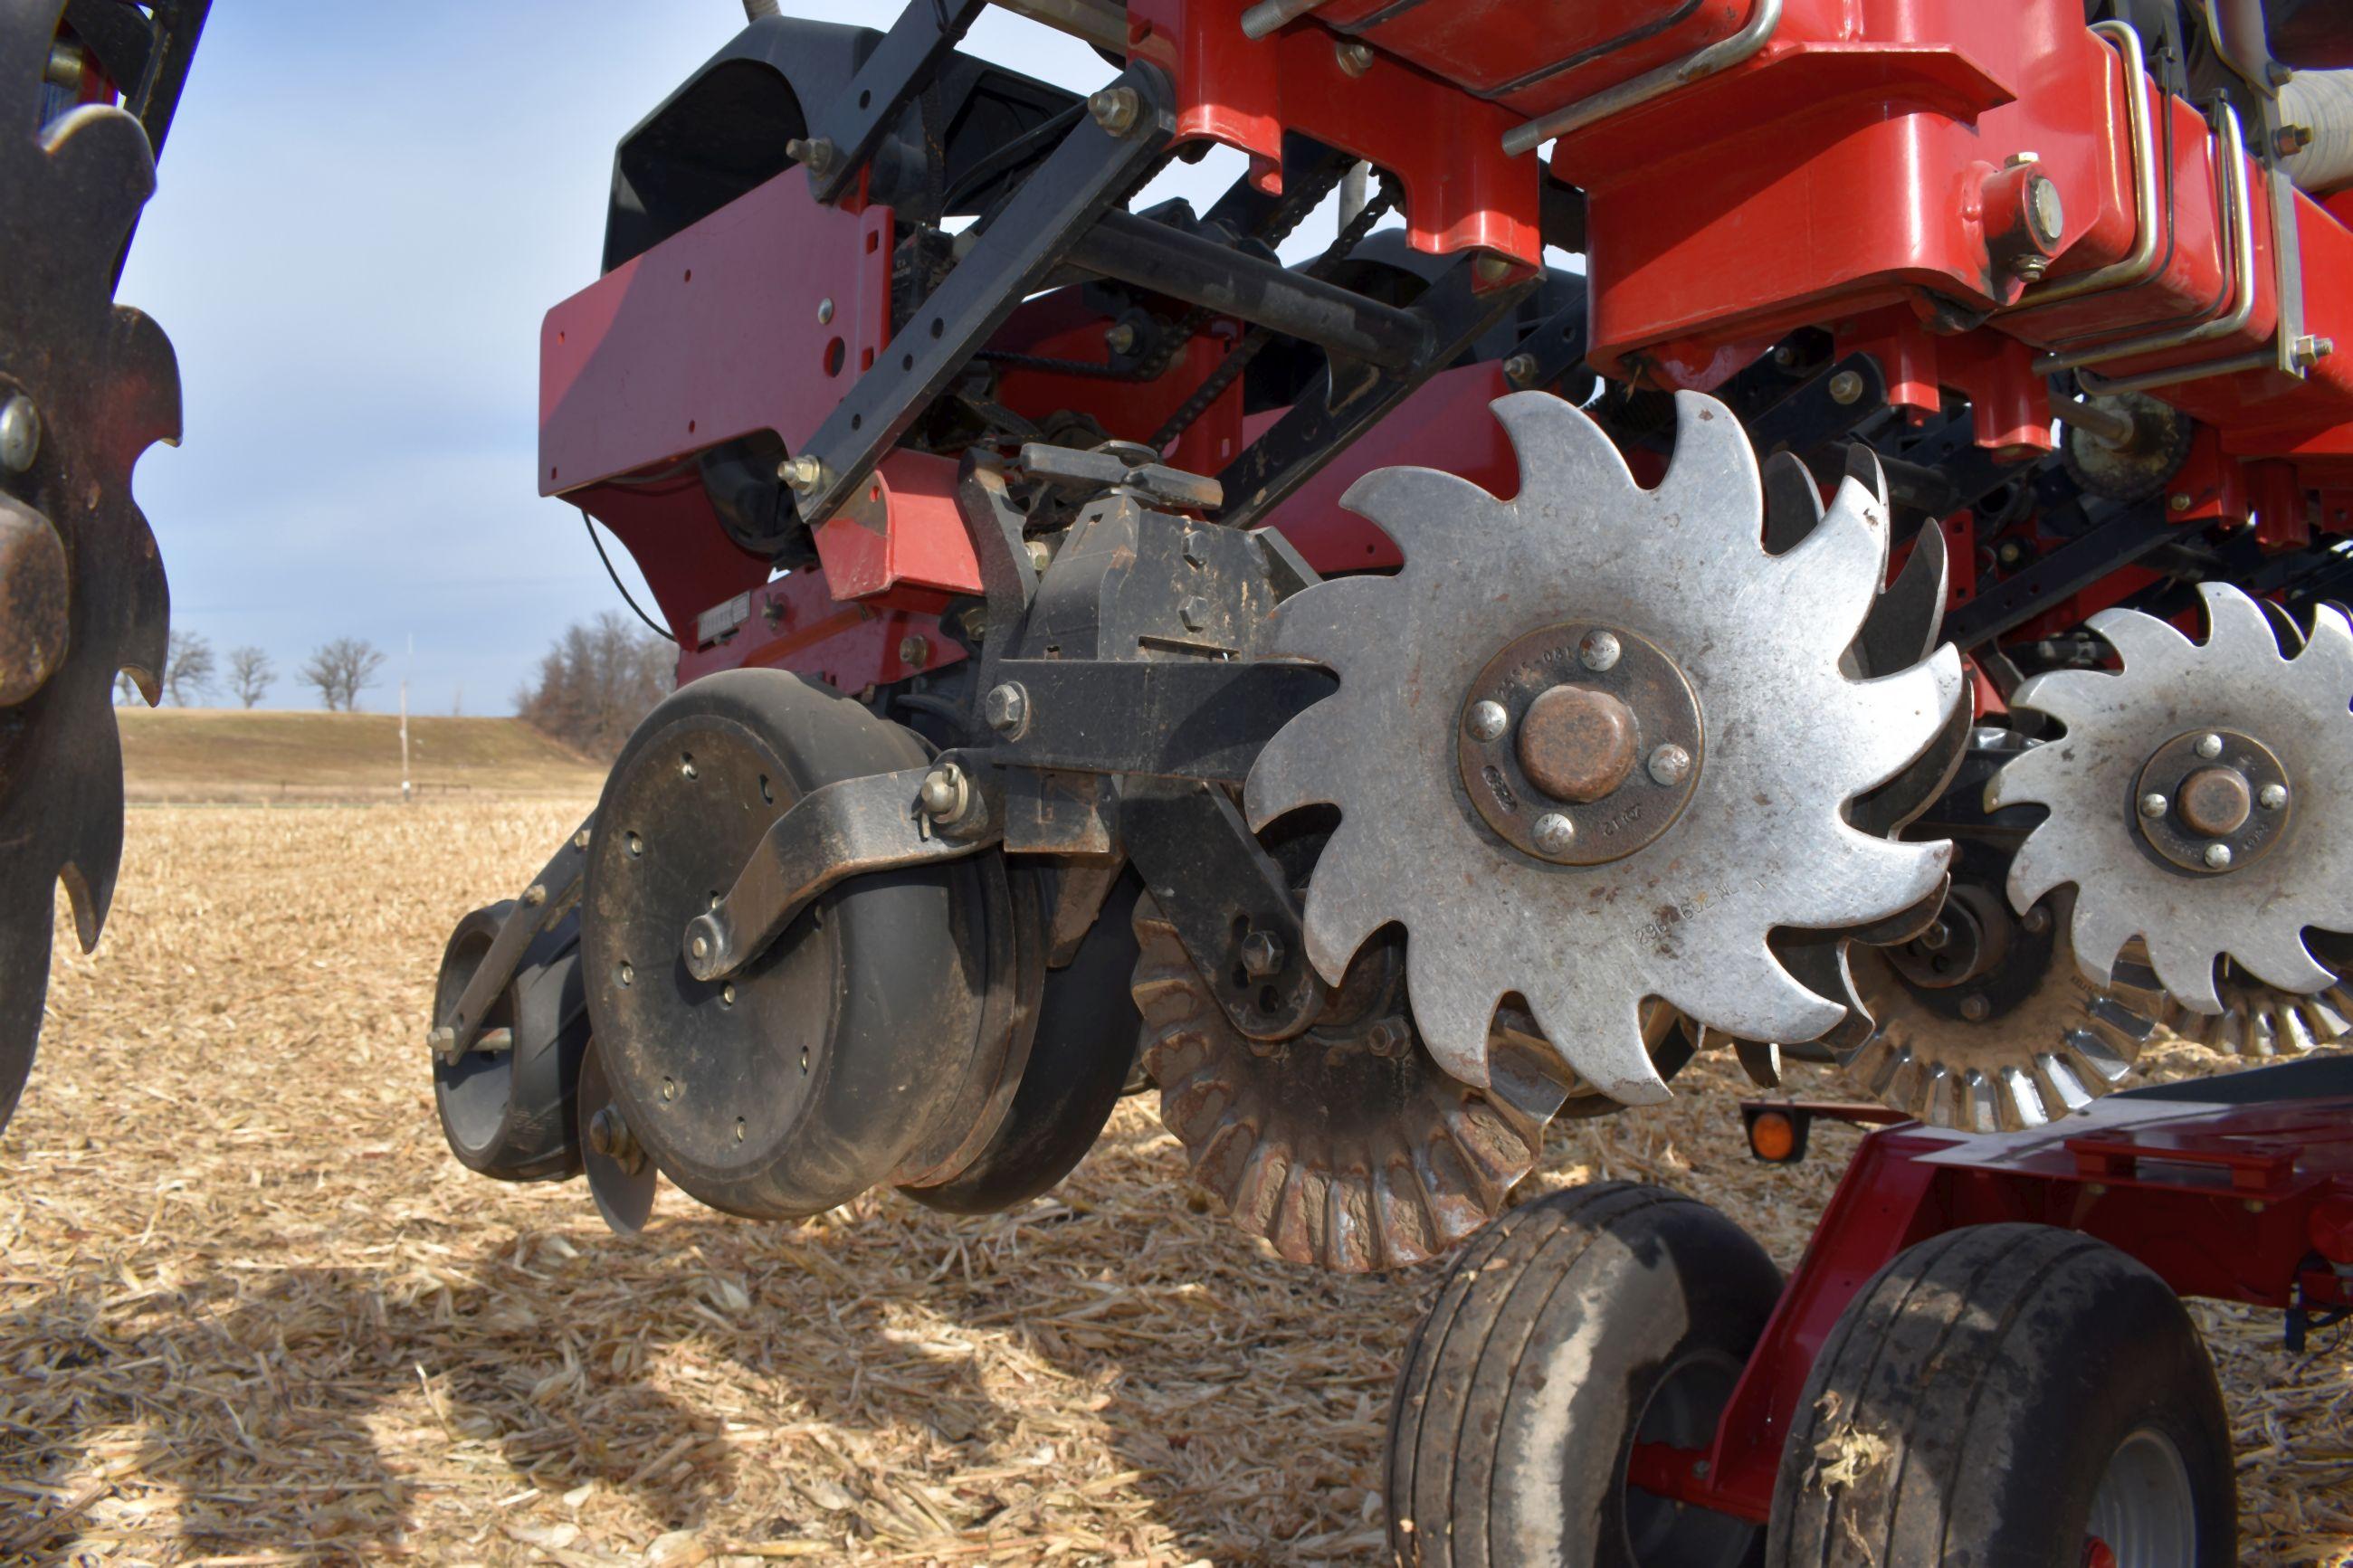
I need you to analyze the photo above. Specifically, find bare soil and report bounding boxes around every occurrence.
[2,801,2347,1564]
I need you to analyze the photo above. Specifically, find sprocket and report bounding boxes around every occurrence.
[0,5,179,1130]
[1243,390,1965,1104]
[1989,584,2353,1012]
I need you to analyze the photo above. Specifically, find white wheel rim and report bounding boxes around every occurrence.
[2083,1426,2197,1567]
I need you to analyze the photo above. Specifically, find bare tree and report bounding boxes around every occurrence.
[114,670,143,705]
[162,630,215,706]
[228,646,275,708]
[300,637,387,712]
[516,612,673,757]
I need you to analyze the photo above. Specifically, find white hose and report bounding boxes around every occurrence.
[2282,70,2353,194]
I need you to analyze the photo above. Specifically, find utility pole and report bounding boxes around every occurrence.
[400,633,413,804]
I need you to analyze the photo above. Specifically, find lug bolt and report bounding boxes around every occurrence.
[1827,370,1865,405]
[1239,928,1284,979]
[816,297,835,325]
[2139,793,2168,818]
[1647,743,1692,787]
[1960,994,1990,1022]
[1088,85,1141,135]
[0,394,40,474]
[1334,39,1375,76]
[2204,841,2234,870]
[2195,732,2224,759]
[1465,699,1509,742]
[1579,630,1622,672]
[2260,783,2288,810]
[779,453,824,493]
[984,681,1030,736]
[1531,813,1577,858]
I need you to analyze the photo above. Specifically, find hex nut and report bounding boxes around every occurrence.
[1088,86,1141,135]
[1238,928,1284,979]
[983,681,1030,736]
[1827,370,1865,405]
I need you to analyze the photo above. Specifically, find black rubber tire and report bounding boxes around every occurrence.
[1767,1223,2236,1568]
[432,903,591,1183]
[901,870,1144,1214]
[1386,1182,1782,1568]
[582,668,986,1220]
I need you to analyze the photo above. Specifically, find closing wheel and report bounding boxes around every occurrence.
[431,901,591,1182]
[1386,1183,1782,1566]
[581,669,996,1220]
[1767,1224,2234,1567]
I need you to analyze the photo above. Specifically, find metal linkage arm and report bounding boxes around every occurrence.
[684,760,1001,984]
[432,818,594,1060]
[796,0,990,205]
[986,659,1337,784]
[783,63,1176,531]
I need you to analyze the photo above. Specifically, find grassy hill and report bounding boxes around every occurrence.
[118,708,607,803]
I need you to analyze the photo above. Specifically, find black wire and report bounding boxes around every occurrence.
[582,515,677,643]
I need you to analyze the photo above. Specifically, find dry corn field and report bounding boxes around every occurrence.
[2,798,2349,1566]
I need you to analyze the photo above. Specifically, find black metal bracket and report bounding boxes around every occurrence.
[684,758,1003,984]
[1120,778,1321,1041]
[1943,499,2180,649]
[988,659,1335,784]
[783,62,1176,536]
[798,0,990,206]
[432,817,593,1060]
[1215,254,1539,531]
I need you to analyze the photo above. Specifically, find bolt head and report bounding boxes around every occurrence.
[0,394,39,474]
[1024,538,1052,575]
[1334,39,1374,76]
[427,1024,456,1057]
[983,681,1029,736]
[2026,173,2065,246]
[720,982,737,1006]
[1105,321,1138,354]
[898,633,929,670]
[1646,743,1692,787]
[2139,792,2169,818]
[1178,595,1211,632]
[523,882,548,907]
[816,297,835,325]
[2169,492,2194,512]
[587,1106,625,1157]
[1238,929,1284,979]
[1827,370,1865,405]
[1502,353,1538,386]
[691,934,710,960]
[1465,699,1510,743]
[1088,85,1141,135]
[780,454,824,493]
[1364,1017,1411,1058]
[919,764,965,820]
[2195,732,2224,759]
[2022,905,2052,936]
[2260,782,2289,810]
[1578,630,1622,672]
[574,828,593,851]
[1531,813,1577,859]
[2203,841,2234,870]
[1960,993,1991,1022]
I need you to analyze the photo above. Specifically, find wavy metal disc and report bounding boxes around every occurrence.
[0,5,180,1130]
[1134,892,1590,1272]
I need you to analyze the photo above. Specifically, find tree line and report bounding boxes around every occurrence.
[122,632,390,712]
[129,615,673,759]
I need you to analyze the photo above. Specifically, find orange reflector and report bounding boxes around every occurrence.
[1749,1110,1797,1162]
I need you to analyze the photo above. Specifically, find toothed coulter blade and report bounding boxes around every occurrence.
[1242,391,1966,1105]
[1991,584,2353,1013]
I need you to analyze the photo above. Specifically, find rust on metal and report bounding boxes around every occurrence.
[1515,682,1638,803]
[0,494,68,706]
[2177,765,2253,838]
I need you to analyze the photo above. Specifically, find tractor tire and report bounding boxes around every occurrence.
[1767,1222,2235,1568]
[1386,1182,1781,1568]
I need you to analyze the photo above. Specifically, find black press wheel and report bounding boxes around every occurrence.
[1386,1182,1782,1567]
[1767,1223,2234,1568]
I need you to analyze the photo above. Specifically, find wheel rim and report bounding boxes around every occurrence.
[1621,1349,1758,1567]
[2082,1426,2196,1567]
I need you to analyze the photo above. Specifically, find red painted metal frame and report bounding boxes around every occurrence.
[1628,1091,2353,1524]
[1128,0,1543,269]
[540,171,894,499]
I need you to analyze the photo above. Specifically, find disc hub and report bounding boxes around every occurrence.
[1456,622,1703,865]
[2132,728,2289,874]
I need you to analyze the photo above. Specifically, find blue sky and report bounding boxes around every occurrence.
[121,2,1266,715]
